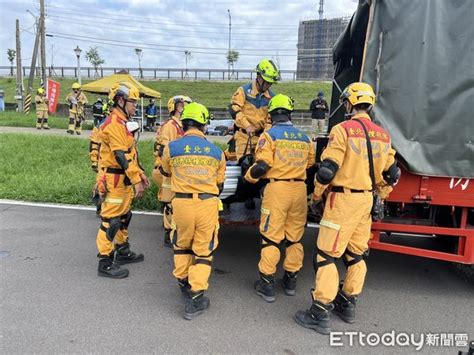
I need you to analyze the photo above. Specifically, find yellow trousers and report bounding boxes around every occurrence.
[258,181,307,275]
[152,168,174,232]
[312,191,372,304]
[171,197,220,292]
[36,110,49,128]
[96,173,133,256]
[234,129,260,161]
[68,113,83,133]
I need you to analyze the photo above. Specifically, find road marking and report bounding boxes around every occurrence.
[0,199,163,216]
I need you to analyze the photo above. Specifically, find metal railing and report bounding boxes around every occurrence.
[0,66,332,81]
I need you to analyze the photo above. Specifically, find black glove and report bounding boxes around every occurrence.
[308,196,325,223]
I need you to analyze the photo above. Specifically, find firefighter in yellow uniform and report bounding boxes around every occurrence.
[152,95,192,247]
[35,88,49,129]
[295,82,400,334]
[94,82,149,279]
[244,94,315,302]
[230,59,280,161]
[66,82,88,135]
[161,102,226,320]
[90,111,107,215]
[230,59,279,208]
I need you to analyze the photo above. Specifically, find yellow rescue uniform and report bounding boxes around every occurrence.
[89,126,101,172]
[66,91,88,134]
[245,122,315,276]
[313,113,395,304]
[35,95,49,129]
[231,81,274,160]
[95,108,144,257]
[152,116,185,235]
[161,129,226,292]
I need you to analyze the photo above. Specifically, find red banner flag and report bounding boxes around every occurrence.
[47,79,60,113]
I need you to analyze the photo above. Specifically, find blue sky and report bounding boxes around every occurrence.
[1,0,358,70]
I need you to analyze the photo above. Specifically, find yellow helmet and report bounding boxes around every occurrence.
[268,94,294,113]
[71,82,81,90]
[339,82,376,106]
[167,95,192,113]
[108,82,140,101]
[181,102,210,124]
[37,88,45,94]
[256,59,281,83]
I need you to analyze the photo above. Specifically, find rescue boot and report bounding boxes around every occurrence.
[66,129,74,134]
[163,229,172,248]
[184,291,210,320]
[254,273,276,303]
[114,242,144,265]
[178,278,191,297]
[294,300,334,335]
[98,255,129,279]
[282,271,298,296]
[333,290,356,324]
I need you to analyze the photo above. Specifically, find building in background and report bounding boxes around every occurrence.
[296,16,350,80]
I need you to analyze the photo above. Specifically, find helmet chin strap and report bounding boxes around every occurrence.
[117,97,131,119]
[344,103,373,119]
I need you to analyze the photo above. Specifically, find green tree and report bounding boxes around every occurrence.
[226,50,239,73]
[7,49,16,76]
[85,47,105,76]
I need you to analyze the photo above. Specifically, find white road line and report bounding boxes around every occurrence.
[0,199,163,216]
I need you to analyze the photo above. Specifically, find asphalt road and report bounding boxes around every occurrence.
[1,203,473,354]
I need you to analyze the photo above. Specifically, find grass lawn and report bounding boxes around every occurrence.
[0,111,93,130]
[0,133,160,210]
[0,77,331,110]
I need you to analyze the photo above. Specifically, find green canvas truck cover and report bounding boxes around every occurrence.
[330,0,474,178]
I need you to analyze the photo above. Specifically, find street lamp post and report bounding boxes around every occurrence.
[135,48,143,78]
[74,46,82,85]
[227,9,232,80]
[184,50,191,78]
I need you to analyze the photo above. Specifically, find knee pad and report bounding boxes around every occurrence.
[285,239,302,249]
[121,211,132,229]
[343,249,366,268]
[261,234,280,250]
[313,248,336,271]
[106,217,122,242]
[163,203,173,215]
[195,258,213,267]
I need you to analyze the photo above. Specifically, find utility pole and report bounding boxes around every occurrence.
[39,0,47,87]
[15,19,24,112]
[24,12,41,114]
[227,9,232,80]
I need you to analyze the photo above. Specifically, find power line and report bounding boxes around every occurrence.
[45,6,298,29]
[46,32,327,58]
[47,30,328,55]
[45,17,327,53]
[46,14,297,37]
